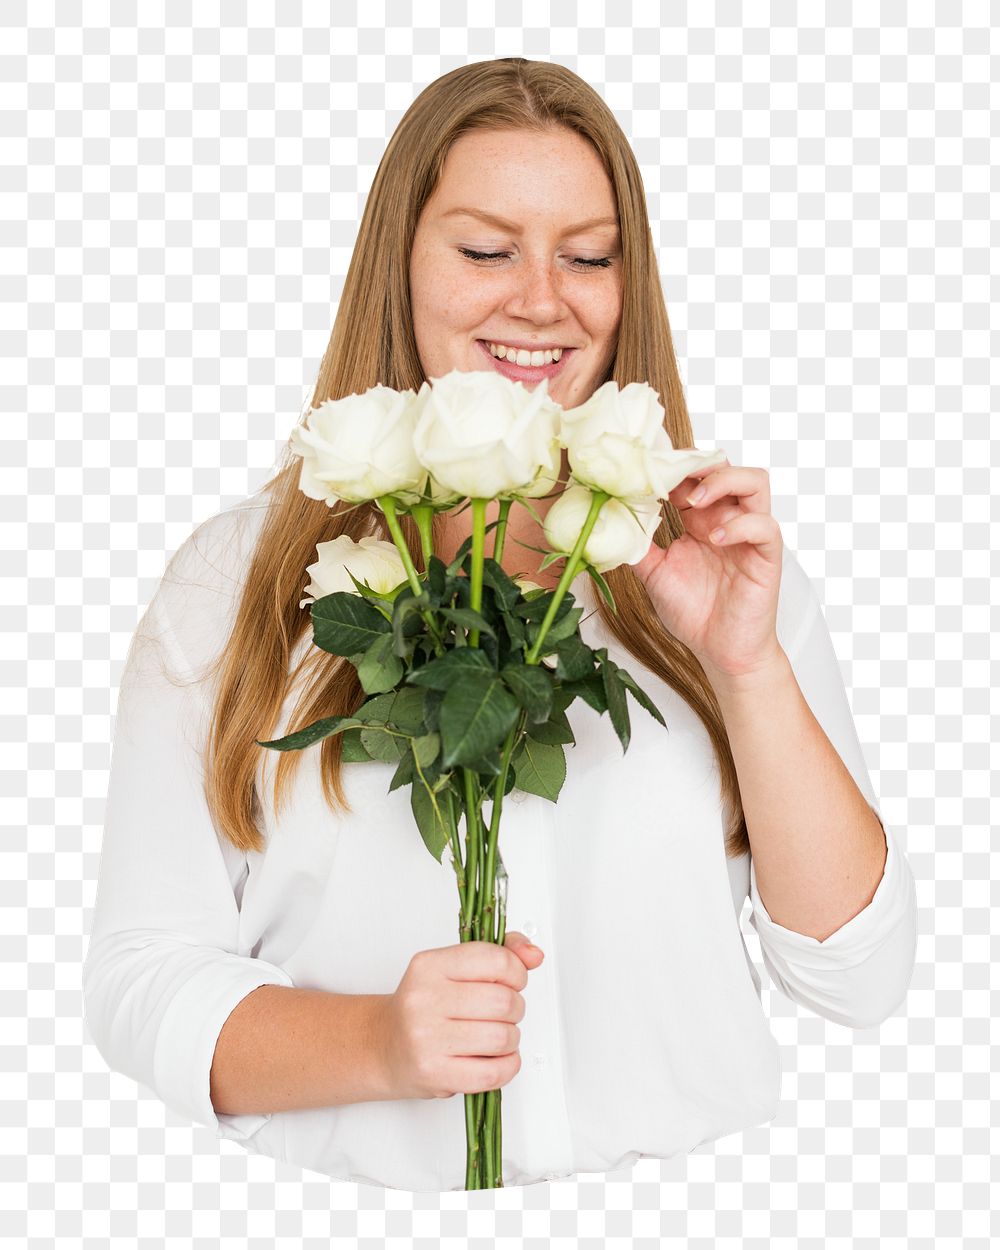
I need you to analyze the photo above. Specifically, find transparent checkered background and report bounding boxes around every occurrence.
[3,2,993,1247]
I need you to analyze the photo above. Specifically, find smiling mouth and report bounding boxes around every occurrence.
[476,339,575,380]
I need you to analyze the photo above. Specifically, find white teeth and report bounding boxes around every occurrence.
[487,341,564,366]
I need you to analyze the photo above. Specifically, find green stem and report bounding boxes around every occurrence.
[395,494,508,1188]
[455,777,483,1189]
[524,489,610,665]
[468,498,487,647]
[465,1094,480,1187]
[462,764,492,1187]
[442,790,470,938]
[376,494,423,598]
[477,710,525,945]
[453,777,488,1188]
[497,1088,503,1184]
[381,496,505,1187]
[376,494,446,656]
[468,708,524,1190]
[412,503,434,570]
[484,1086,498,1186]
[493,498,513,565]
[460,769,481,939]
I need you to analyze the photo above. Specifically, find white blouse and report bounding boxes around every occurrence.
[83,497,918,1192]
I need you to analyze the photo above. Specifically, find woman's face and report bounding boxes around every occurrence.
[409,126,623,411]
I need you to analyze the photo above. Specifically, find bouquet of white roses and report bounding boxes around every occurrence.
[257,368,725,1188]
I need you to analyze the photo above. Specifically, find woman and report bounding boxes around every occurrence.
[83,58,917,1191]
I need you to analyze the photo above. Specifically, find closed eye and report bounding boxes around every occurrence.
[459,248,613,270]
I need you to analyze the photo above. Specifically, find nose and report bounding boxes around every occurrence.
[501,256,570,325]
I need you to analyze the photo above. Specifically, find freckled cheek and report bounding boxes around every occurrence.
[435,283,493,332]
[599,297,624,346]
[412,277,465,332]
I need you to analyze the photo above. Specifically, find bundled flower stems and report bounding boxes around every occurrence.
[257,368,726,1188]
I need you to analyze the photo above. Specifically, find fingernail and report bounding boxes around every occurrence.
[688,484,706,503]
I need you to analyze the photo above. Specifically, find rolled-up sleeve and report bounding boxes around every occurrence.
[83,581,295,1141]
[747,548,919,1029]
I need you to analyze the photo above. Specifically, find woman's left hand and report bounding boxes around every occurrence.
[631,458,785,679]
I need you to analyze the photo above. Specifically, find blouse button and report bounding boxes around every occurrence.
[531,1052,546,1068]
[522,920,538,940]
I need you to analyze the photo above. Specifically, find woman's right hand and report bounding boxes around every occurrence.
[374,932,545,1100]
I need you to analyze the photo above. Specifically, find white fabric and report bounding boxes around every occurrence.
[83,497,918,1191]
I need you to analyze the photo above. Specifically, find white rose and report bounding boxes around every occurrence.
[560,380,727,498]
[413,368,562,500]
[299,535,409,608]
[290,384,428,506]
[407,382,469,508]
[543,483,662,574]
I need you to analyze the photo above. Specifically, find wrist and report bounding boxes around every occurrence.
[701,643,794,699]
[364,993,400,1102]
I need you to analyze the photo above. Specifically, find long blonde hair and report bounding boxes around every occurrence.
[198,58,750,860]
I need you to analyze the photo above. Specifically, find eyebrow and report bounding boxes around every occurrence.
[441,206,620,234]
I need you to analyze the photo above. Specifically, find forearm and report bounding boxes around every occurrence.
[210,984,396,1115]
[704,647,888,942]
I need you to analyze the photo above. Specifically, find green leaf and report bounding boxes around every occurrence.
[387,685,427,734]
[439,671,521,768]
[425,555,447,598]
[553,635,595,682]
[500,762,518,798]
[391,592,430,657]
[503,610,527,648]
[511,737,567,802]
[360,725,406,762]
[344,567,402,608]
[411,780,452,863]
[600,659,631,752]
[586,564,617,610]
[311,592,391,657]
[437,606,497,639]
[340,725,374,762]
[445,536,473,575]
[405,647,494,690]
[422,686,445,733]
[356,631,404,694]
[480,558,521,613]
[255,714,369,752]
[351,691,396,724]
[533,604,582,648]
[412,731,441,769]
[526,711,576,746]
[388,748,416,791]
[616,666,668,728]
[499,663,553,724]
[515,589,576,624]
[560,671,608,713]
[343,688,427,761]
